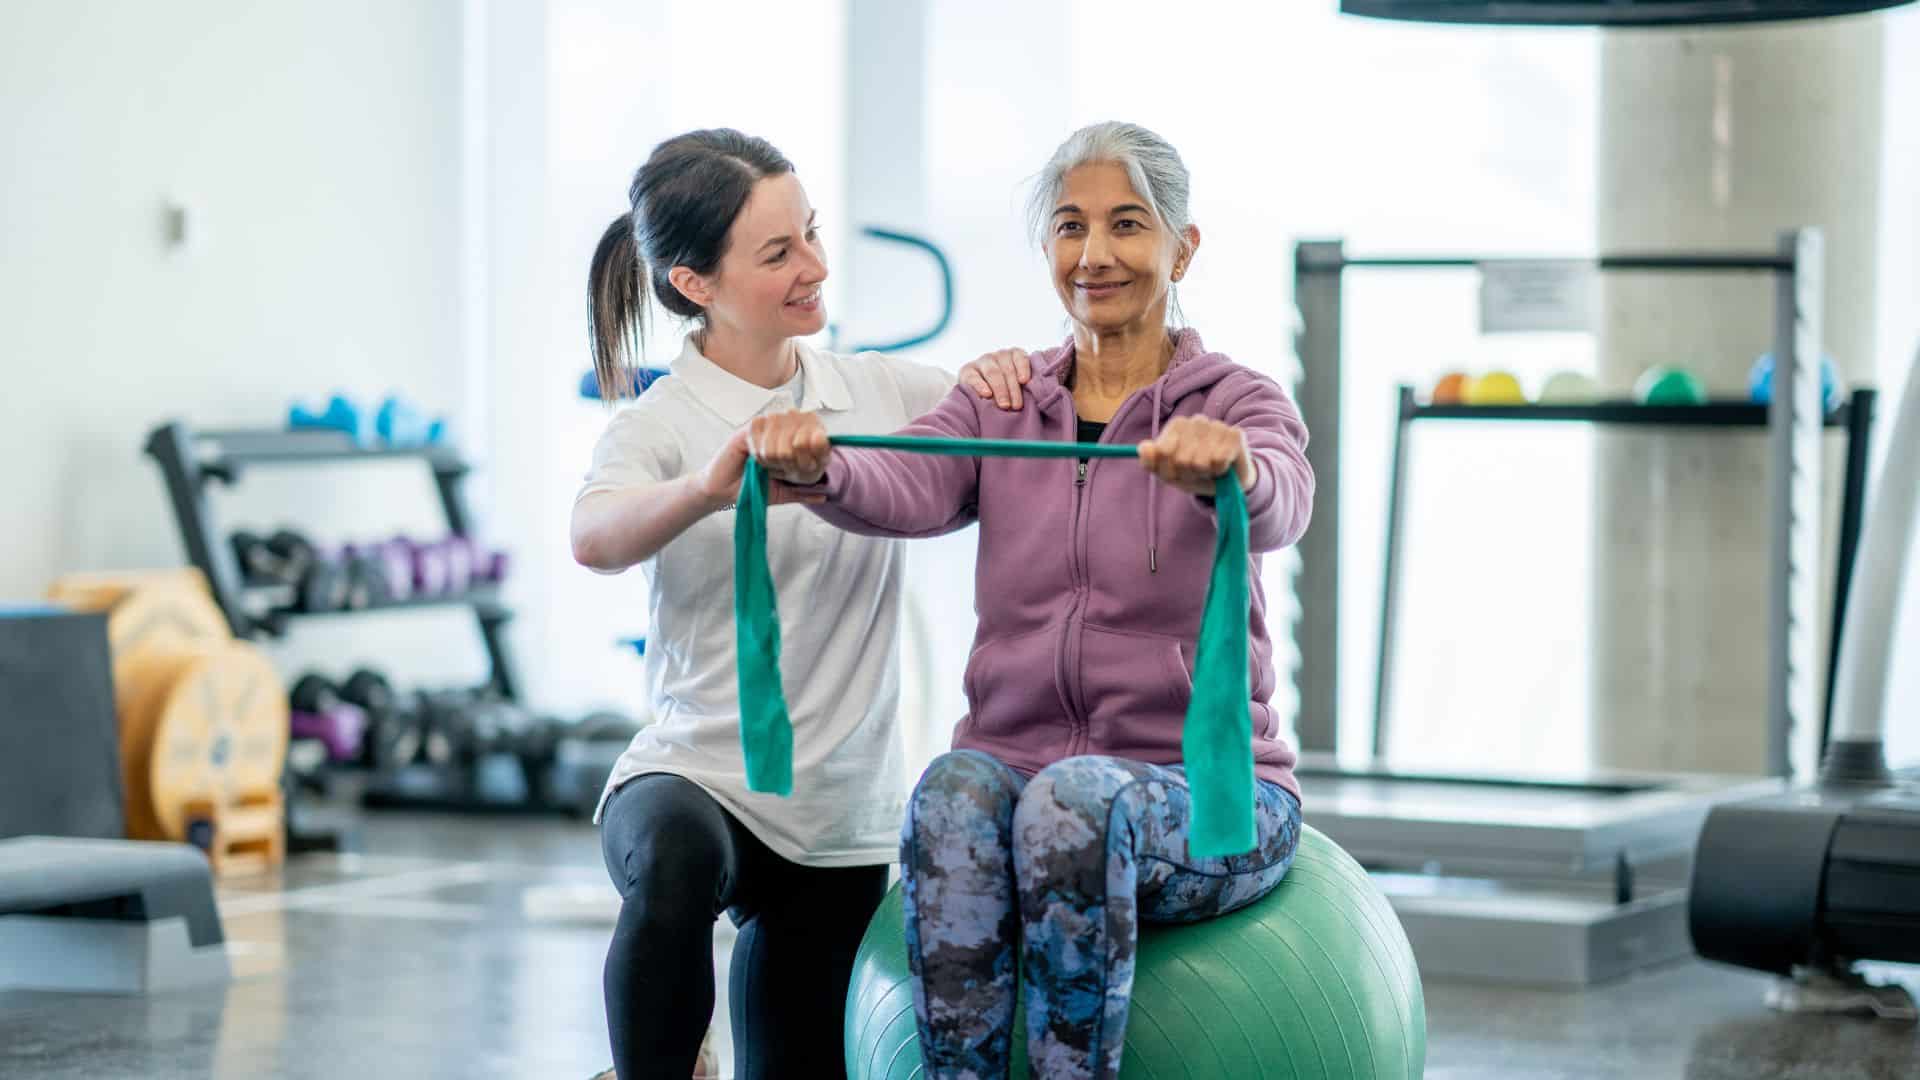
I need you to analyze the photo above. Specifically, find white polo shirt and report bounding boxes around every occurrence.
[579,336,955,867]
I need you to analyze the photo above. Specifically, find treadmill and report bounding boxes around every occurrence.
[1288,231,1873,985]
[1688,340,1920,1020]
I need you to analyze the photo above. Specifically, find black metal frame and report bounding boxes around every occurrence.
[1374,387,1877,767]
[1294,231,1840,781]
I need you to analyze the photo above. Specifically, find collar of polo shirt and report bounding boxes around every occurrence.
[671,338,854,425]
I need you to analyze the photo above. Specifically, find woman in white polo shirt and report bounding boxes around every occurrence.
[572,129,1025,1080]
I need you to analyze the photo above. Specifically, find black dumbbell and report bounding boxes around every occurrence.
[341,549,393,609]
[340,669,396,713]
[422,716,455,766]
[464,700,508,758]
[265,530,319,580]
[512,714,565,764]
[232,530,280,585]
[465,693,520,758]
[254,530,355,613]
[414,690,467,766]
[368,710,425,771]
[289,672,342,713]
[232,528,312,588]
[295,553,349,612]
[490,700,540,757]
[340,670,409,771]
[463,691,525,758]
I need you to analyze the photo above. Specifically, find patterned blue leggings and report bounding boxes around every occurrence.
[900,750,1303,1080]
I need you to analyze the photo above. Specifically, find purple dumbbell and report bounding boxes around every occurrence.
[378,538,414,600]
[455,536,508,586]
[291,704,369,763]
[409,537,451,596]
[442,536,475,594]
[481,549,510,585]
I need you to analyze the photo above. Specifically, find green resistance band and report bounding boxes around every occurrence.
[734,434,1256,858]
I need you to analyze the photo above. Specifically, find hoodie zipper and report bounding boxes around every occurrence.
[1058,390,1154,758]
[1060,450,1090,756]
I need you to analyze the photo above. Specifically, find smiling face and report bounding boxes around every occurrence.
[685,172,829,344]
[1045,162,1195,338]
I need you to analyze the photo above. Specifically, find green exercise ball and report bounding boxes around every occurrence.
[1635,365,1707,405]
[844,825,1426,1079]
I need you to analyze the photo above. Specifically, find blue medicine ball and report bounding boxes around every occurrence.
[1749,352,1841,410]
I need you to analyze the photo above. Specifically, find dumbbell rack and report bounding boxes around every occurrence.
[144,421,540,829]
[144,422,521,694]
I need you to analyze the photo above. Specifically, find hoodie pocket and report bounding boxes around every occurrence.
[963,626,1064,738]
[1166,641,1196,707]
[1078,626,1194,757]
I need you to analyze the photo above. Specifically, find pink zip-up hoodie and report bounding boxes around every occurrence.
[809,328,1313,800]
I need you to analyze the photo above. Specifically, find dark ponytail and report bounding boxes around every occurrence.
[588,213,645,403]
[585,129,795,400]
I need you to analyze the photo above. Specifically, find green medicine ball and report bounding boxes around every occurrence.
[845,825,1426,1079]
[1635,365,1708,406]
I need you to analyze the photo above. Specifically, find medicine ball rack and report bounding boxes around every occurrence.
[1376,386,1878,766]
[143,421,599,829]
[1285,227,1884,986]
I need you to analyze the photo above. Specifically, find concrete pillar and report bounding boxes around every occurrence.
[1592,16,1884,775]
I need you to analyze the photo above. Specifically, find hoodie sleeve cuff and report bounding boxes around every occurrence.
[814,448,851,500]
[1189,455,1276,515]
[1239,452,1280,519]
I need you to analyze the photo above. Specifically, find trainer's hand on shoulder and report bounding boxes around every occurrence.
[958,348,1033,411]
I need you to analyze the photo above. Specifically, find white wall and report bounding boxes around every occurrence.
[0,1,487,685]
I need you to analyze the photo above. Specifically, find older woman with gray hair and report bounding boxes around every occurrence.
[749,122,1313,1080]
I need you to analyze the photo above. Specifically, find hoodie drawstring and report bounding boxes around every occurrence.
[1148,378,1164,574]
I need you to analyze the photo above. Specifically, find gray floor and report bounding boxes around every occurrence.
[2,811,1916,1080]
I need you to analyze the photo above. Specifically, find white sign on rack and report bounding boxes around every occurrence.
[1478,260,1596,334]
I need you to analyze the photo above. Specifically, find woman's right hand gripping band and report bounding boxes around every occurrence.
[705,424,827,508]
[747,410,834,488]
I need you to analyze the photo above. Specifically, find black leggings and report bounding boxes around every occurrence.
[599,773,888,1080]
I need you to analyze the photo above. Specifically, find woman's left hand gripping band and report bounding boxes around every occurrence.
[1136,415,1254,496]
